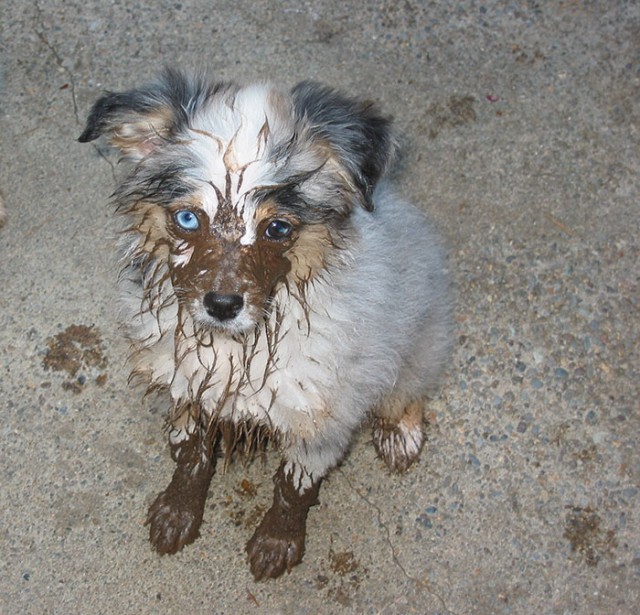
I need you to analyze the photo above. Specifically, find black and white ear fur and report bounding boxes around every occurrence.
[78,68,223,160]
[291,82,396,211]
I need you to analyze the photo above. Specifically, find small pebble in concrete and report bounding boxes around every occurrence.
[468,454,481,466]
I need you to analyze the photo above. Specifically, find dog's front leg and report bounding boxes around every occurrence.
[246,460,321,580]
[146,425,215,555]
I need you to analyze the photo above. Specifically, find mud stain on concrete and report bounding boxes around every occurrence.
[564,505,618,567]
[424,94,477,139]
[42,324,108,392]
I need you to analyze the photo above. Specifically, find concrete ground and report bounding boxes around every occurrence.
[1,1,638,613]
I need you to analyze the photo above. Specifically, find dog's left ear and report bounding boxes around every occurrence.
[78,68,211,161]
[292,82,396,211]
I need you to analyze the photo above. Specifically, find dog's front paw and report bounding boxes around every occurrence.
[146,487,205,555]
[246,510,306,580]
[373,416,424,473]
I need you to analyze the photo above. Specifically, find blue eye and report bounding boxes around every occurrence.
[174,210,200,231]
[265,219,293,240]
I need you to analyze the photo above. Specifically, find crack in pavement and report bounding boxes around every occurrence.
[338,468,456,615]
[33,0,116,181]
[33,0,79,124]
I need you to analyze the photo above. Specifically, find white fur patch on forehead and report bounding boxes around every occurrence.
[184,84,294,224]
[191,180,259,244]
[240,214,258,246]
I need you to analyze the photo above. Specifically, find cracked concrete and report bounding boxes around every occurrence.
[1,1,639,613]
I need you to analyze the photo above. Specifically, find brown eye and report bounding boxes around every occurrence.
[264,219,293,240]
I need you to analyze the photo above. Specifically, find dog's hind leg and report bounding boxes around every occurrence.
[146,413,216,555]
[246,460,321,580]
[372,396,426,473]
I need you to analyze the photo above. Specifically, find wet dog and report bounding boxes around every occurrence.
[80,69,452,580]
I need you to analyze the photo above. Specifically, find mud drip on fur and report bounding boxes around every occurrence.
[80,68,452,580]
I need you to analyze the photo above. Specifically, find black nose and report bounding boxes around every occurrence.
[203,292,244,321]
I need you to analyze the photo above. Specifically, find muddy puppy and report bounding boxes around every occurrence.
[80,68,452,580]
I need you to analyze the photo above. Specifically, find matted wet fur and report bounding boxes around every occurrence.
[80,68,452,580]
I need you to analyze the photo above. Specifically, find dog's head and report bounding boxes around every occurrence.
[80,68,395,335]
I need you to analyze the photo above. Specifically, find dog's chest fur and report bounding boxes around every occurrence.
[124,271,359,441]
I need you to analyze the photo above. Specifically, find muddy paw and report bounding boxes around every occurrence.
[246,517,305,580]
[146,488,205,555]
[373,416,424,473]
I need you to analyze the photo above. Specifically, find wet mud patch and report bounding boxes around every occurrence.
[329,548,359,576]
[564,505,618,567]
[221,478,266,529]
[315,540,367,607]
[42,324,108,393]
[423,94,477,139]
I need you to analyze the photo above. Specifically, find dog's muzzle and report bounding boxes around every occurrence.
[203,291,244,322]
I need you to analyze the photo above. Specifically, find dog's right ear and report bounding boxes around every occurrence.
[78,68,213,161]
